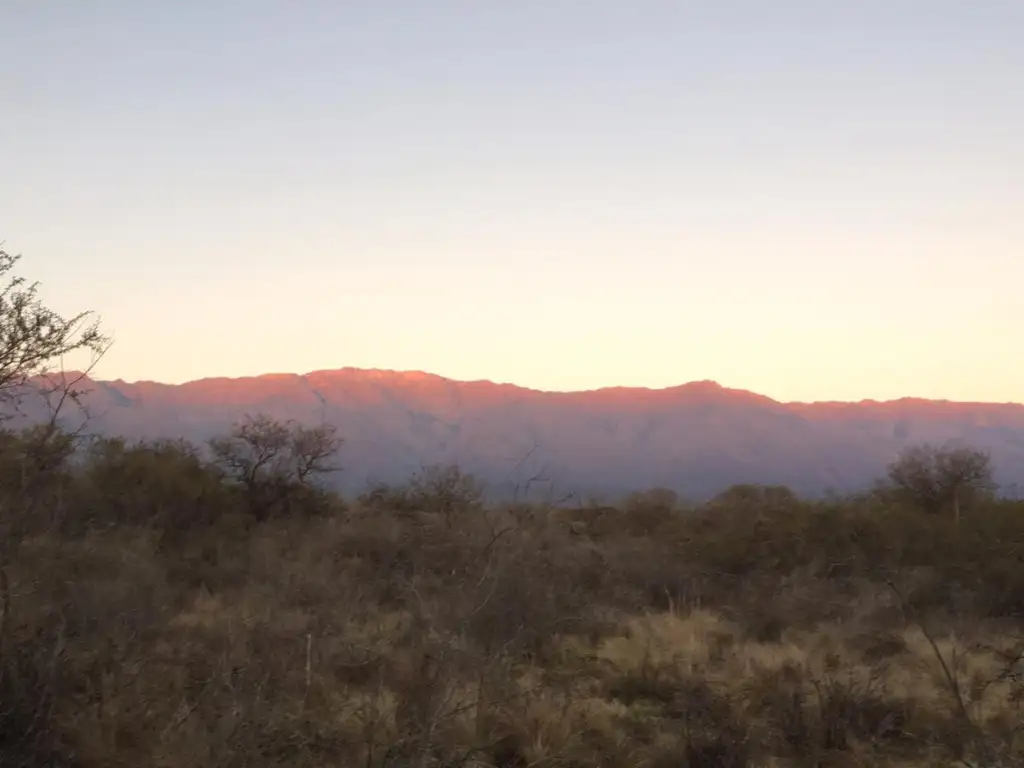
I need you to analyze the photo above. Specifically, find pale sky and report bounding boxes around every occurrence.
[1,1,1022,402]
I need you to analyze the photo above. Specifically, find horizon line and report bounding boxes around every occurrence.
[48,366,1024,408]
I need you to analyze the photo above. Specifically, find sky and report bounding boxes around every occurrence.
[1,1,1022,403]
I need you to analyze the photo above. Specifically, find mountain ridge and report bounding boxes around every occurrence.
[91,367,1022,408]
[21,367,1024,500]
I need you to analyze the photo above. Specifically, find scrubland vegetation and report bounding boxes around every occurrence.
[3,421,1023,768]
[0,249,1021,767]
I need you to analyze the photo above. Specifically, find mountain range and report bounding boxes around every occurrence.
[18,368,1024,501]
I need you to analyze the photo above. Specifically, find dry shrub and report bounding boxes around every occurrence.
[0,421,1022,767]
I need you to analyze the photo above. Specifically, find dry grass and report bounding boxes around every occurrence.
[0,432,1022,767]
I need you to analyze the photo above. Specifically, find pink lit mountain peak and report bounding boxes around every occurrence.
[19,367,1024,500]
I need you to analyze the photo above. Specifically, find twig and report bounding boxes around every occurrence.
[885,578,1000,767]
[303,631,313,712]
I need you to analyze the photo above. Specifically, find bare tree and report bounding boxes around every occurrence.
[0,247,111,546]
[0,248,110,423]
[0,246,111,757]
[886,443,995,523]
[208,414,342,518]
[407,464,484,528]
[290,419,343,485]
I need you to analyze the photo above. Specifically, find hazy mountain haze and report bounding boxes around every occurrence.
[24,367,1024,501]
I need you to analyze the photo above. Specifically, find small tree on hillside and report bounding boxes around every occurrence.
[886,443,995,523]
[208,414,342,519]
